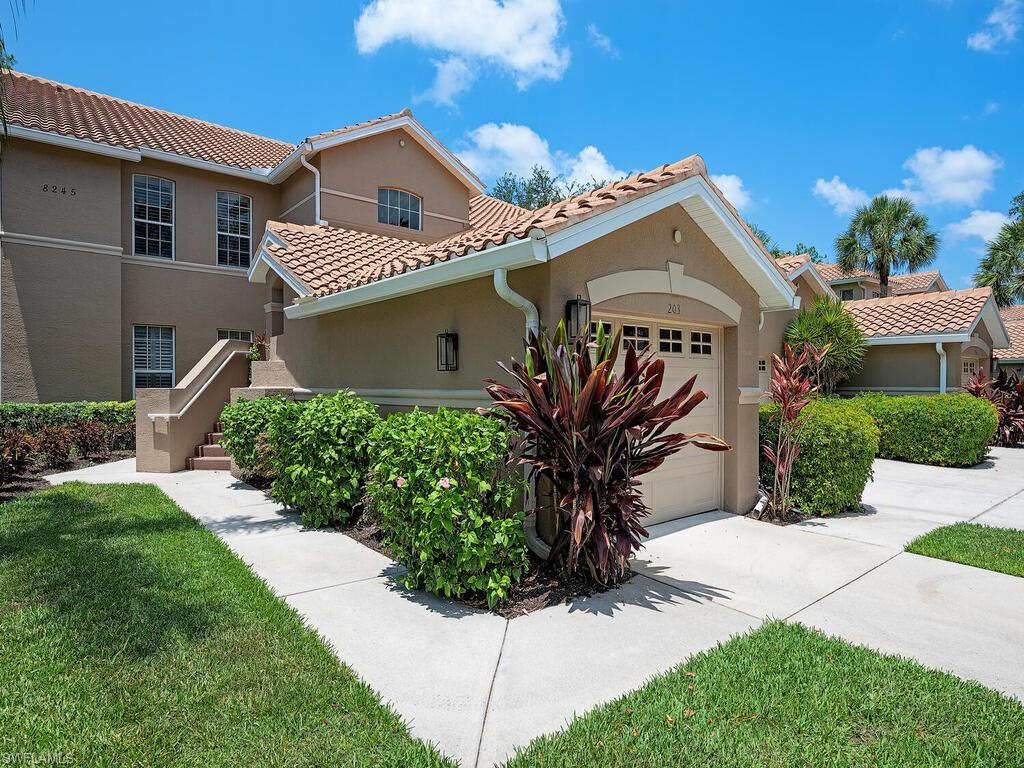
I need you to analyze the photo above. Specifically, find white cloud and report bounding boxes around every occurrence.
[354,0,570,104]
[882,145,1002,206]
[967,0,1021,51]
[416,57,476,107]
[457,122,627,187]
[710,174,752,210]
[947,210,1010,242]
[813,176,870,215]
[586,23,619,57]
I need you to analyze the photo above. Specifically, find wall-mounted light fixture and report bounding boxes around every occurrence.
[673,228,682,244]
[437,329,458,371]
[564,295,592,341]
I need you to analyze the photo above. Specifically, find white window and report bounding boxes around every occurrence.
[658,327,684,354]
[758,359,767,372]
[377,188,421,230]
[217,191,252,268]
[690,330,713,356]
[963,360,977,375]
[590,320,612,340]
[218,329,254,342]
[622,324,650,352]
[133,325,175,391]
[133,175,174,259]
[871,291,880,299]
[840,288,855,301]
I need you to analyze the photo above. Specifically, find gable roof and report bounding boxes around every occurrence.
[4,71,294,170]
[816,263,876,283]
[774,254,811,274]
[816,261,946,294]
[251,155,798,318]
[771,254,835,300]
[995,320,1024,362]
[1000,305,1024,322]
[844,287,1008,347]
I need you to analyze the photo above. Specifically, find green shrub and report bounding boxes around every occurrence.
[220,396,288,482]
[36,426,74,469]
[0,401,135,435]
[854,393,997,467]
[759,400,879,516]
[268,392,380,528]
[366,409,526,608]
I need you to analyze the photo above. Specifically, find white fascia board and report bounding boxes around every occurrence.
[865,332,971,346]
[543,176,797,311]
[285,236,546,320]
[247,235,309,299]
[788,262,836,298]
[307,116,485,194]
[138,147,274,182]
[827,275,874,287]
[968,296,1011,349]
[8,124,141,160]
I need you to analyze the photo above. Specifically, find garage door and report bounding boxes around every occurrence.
[595,317,723,525]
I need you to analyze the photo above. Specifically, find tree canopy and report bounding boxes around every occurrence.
[974,218,1024,308]
[489,165,611,210]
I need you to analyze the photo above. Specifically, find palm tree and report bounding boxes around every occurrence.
[835,195,939,297]
[975,219,1024,307]
[785,296,866,394]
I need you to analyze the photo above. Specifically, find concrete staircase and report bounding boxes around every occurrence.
[187,421,231,470]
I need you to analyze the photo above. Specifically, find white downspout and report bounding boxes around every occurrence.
[493,267,549,558]
[299,143,326,226]
[935,342,947,394]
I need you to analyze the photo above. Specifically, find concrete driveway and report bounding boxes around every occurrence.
[48,447,1024,767]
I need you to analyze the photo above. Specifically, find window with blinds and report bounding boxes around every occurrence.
[217,191,252,268]
[133,175,174,259]
[133,325,175,390]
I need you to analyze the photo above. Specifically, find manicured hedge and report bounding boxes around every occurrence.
[366,408,526,608]
[854,393,997,467]
[268,392,380,528]
[0,401,135,434]
[759,401,879,517]
[219,396,288,483]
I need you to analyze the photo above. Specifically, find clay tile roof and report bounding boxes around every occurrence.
[264,221,425,297]
[304,108,413,143]
[844,287,993,338]
[469,194,529,229]
[1000,305,1024,322]
[816,262,877,283]
[4,71,295,169]
[774,253,811,275]
[889,270,940,294]
[995,319,1024,361]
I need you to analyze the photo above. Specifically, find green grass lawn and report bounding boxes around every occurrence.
[0,482,451,767]
[907,522,1024,577]
[505,621,1024,768]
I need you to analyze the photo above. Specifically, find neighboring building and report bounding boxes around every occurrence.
[815,263,948,300]
[995,306,1024,377]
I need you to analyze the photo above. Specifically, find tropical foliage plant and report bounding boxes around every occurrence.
[484,321,730,585]
[974,218,1024,307]
[366,408,526,608]
[785,296,864,394]
[35,425,74,469]
[757,343,820,520]
[0,429,34,484]
[836,195,939,297]
[966,370,1024,448]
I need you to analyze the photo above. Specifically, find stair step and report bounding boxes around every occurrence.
[206,432,224,445]
[188,456,232,471]
[199,444,226,458]
[214,421,224,432]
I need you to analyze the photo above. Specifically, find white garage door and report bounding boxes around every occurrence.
[596,317,723,525]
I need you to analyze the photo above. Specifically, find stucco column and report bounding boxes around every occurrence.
[265,278,284,338]
[721,325,758,514]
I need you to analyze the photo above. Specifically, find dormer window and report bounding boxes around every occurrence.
[377,188,421,230]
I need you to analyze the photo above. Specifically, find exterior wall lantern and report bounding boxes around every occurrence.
[437,329,459,371]
[564,295,592,341]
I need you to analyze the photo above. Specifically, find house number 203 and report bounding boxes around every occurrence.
[41,184,77,196]
[667,303,682,314]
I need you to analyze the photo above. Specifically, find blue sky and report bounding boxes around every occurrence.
[5,0,1021,286]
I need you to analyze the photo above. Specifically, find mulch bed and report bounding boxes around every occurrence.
[337,517,621,619]
[0,452,134,504]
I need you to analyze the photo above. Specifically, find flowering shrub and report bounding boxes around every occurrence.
[366,408,525,608]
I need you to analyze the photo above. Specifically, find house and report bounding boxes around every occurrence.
[816,263,948,300]
[995,305,1024,377]
[1,72,291,402]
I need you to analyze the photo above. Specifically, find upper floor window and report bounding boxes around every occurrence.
[840,288,855,301]
[217,191,252,268]
[133,175,174,259]
[377,188,421,230]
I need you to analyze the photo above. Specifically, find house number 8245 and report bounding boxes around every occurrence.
[667,303,681,314]
[42,184,77,195]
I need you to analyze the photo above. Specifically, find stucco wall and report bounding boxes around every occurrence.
[842,342,958,392]
[317,130,471,241]
[278,166,315,225]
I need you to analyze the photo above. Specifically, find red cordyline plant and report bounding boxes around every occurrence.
[484,321,730,585]
[967,369,1024,448]
[757,343,823,521]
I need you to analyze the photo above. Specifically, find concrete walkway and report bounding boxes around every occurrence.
[47,447,1024,767]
